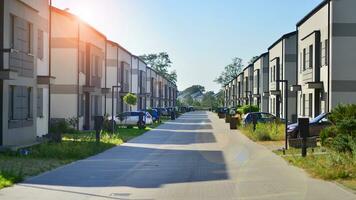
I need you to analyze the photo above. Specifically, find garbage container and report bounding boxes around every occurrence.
[170,110,176,120]
[230,116,238,129]
[225,114,231,123]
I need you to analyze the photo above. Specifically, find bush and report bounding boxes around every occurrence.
[321,104,356,155]
[237,105,259,114]
[242,122,285,141]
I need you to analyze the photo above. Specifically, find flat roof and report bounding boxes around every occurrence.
[252,52,268,65]
[297,0,329,27]
[51,6,106,39]
[268,31,297,50]
[106,40,132,56]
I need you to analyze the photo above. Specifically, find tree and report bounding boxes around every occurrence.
[139,52,177,84]
[215,57,244,86]
[215,90,225,107]
[248,56,259,64]
[123,93,137,111]
[201,91,218,108]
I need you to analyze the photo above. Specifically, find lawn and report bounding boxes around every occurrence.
[274,147,356,191]
[0,121,166,189]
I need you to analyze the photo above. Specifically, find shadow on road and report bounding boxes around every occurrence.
[24,146,228,188]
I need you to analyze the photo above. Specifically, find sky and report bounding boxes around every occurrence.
[53,0,322,93]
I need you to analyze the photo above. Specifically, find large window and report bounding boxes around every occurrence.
[37,88,43,117]
[303,48,306,70]
[309,93,313,117]
[37,30,44,60]
[309,45,313,69]
[8,86,33,128]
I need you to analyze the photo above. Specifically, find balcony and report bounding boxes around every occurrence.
[4,49,34,78]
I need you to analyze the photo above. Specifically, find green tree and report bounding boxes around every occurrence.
[139,52,177,84]
[248,56,259,64]
[201,91,217,108]
[123,93,137,111]
[215,57,244,86]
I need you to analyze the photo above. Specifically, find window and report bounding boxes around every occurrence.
[273,65,276,81]
[309,45,313,69]
[37,30,44,59]
[303,48,306,70]
[8,86,33,122]
[37,88,43,117]
[79,94,85,117]
[303,94,306,116]
[325,39,329,66]
[300,52,303,73]
[79,51,85,73]
[309,93,313,118]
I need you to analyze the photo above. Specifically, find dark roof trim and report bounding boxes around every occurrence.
[243,64,253,72]
[252,52,269,65]
[268,31,297,50]
[297,0,329,27]
[106,40,132,56]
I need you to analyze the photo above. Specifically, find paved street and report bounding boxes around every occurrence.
[0,111,355,200]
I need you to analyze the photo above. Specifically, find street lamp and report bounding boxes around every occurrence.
[111,83,121,134]
[276,80,289,150]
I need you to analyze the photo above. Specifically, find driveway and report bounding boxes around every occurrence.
[0,111,355,200]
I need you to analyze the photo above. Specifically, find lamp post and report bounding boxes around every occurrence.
[276,80,288,150]
[111,83,121,134]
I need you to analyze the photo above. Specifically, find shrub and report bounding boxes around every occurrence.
[237,105,259,114]
[123,93,137,108]
[321,104,356,155]
[241,122,285,141]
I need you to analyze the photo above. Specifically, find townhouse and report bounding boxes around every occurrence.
[50,7,107,130]
[268,32,298,122]
[295,0,356,118]
[252,53,269,112]
[243,64,254,106]
[0,0,50,148]
[237,72,244,106]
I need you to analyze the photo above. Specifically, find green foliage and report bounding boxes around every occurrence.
[123,93,137,106]
[215,57,244,86]
[282,150,356,181]
[242,122,285,141]
[320,104,356,155]
[237,105,260,114]
[139,52,177,84]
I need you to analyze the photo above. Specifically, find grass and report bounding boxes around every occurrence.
[241,122,285,142]
[0,120,166,189]
[273,147,356,191]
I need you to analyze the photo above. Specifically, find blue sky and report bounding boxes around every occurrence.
[53,0,322,92]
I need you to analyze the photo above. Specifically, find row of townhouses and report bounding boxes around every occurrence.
[0,0,177,148]
[224,0,356,123]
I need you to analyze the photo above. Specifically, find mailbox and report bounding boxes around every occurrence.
[298,117,309,157]
[94,116,104,143]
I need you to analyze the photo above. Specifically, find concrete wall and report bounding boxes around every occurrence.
[330,0,356,108]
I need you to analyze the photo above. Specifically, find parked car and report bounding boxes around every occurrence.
[242,112,277,125]
[287,112,332,138]
[110,111,153,129]
[154,107,169,116]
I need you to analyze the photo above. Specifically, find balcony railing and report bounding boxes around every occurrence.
[9,50,34,78]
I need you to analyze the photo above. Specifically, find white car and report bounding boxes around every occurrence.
[110,111,153,129]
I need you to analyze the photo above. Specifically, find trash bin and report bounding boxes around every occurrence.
[230,116,238,129]
[225,114,231,123]
[170,110,176,120]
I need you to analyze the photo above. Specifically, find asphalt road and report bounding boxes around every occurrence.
[0,111,355,200]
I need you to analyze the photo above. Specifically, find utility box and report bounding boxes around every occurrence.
[94,116,104,143]
[298,117,309,157]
